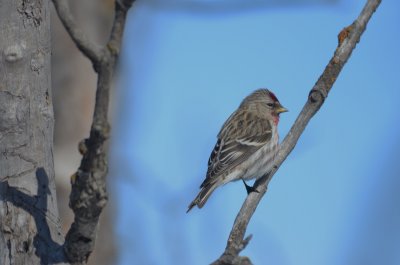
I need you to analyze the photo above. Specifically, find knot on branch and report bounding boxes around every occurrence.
[91,122,110,142]
[78,139,88,155]
[308,88,327,104]
[79,123,110,159]
[338,24,354,46]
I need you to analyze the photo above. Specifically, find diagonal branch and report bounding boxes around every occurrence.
[52,0,103,65]
[51,0,136,263]
[212,0,381,264]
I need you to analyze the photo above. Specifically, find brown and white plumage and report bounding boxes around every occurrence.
[187,89,287,212]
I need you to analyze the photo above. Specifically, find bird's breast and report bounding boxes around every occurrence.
[240,127,279,181]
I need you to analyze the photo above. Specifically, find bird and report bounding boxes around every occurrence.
[187,89,287,212]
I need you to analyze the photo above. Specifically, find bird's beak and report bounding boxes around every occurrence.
[275,105,288,114]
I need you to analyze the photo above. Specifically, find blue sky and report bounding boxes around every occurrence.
[110,0,400,264]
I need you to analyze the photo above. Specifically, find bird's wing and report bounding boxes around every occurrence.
[201,111,272,188]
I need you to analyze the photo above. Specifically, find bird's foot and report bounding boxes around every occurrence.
[242,179,259,195]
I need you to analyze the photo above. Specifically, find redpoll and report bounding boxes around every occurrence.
[187,89,287,212]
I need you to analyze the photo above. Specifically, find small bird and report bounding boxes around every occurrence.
[187,89,287,212]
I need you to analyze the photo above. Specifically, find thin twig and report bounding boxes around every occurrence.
[52,0,103,65]
[212,0,381,264]
[51,0,136,263]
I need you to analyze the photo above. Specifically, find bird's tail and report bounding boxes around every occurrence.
[187,182,219,213]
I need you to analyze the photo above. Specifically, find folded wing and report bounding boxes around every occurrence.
[201,111,272,188]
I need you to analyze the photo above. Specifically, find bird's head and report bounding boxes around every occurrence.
[240,89,288,123]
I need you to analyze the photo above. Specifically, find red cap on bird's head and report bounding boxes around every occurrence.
[267,90,278,102]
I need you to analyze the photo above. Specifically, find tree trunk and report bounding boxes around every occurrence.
[0,0,64,264]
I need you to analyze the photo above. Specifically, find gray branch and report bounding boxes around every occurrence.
[52,0,103,65]
[211,0,382,264]
[51,0,136,263]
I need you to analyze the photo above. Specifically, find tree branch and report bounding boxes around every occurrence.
[51,0,136,263]
[212,0,381,264]
[52,0,103,65]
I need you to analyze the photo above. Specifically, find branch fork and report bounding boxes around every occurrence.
[52,0,137,263]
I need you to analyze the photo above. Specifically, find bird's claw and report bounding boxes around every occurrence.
[242,179,259,195]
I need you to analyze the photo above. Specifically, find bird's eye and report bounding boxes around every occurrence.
[267,103,274,107]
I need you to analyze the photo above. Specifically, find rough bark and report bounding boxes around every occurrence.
[51,1,117,264]
[52,0,136,263]
[212,0,382,264]
[0,0,134,264]
[0,0,66,264]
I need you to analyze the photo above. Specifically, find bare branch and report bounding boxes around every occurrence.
[212,0,382,264]
[52,0,103,64]
[107,3,130,58]
[57,1,136,263]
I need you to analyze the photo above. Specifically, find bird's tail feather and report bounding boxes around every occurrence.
[187,182,219,213]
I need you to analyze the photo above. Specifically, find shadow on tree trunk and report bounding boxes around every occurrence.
[0,168,66,264]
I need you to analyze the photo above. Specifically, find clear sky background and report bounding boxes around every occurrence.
[110,0,400,264]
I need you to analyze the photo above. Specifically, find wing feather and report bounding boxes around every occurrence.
[201,110,272,187]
